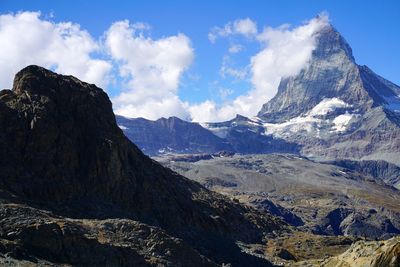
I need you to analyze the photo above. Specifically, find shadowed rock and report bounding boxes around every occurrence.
[0,65,283,266]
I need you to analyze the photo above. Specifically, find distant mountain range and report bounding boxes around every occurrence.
[117,23,400,166]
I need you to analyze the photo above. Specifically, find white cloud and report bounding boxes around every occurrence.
[228,44,243,53]
[208,18,257,43]
[219,87,233,100]
[220,55,248,80]
[0,11,331,124]
[105,20,194,120]
[251,14,329,99]
[190,14,330,122]
[0,11,112,89]
[189,100,237,122]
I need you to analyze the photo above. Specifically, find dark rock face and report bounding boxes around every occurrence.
[273,248,297,261]
[0,204,216,267]
[250,198,304,227]
[323,208,353,235]
[0,65,283,266]
[117,115,233,155]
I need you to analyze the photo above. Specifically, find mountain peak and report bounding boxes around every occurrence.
[313,23,355,62]
[12,64,93,97]
[257,23,369,122]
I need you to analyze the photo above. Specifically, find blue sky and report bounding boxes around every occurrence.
[1,0,399,121]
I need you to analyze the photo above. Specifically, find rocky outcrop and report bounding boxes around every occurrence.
[0,203,216,267]
[316,236,400,267]
[249,198,304,227]
[0,65,284,266]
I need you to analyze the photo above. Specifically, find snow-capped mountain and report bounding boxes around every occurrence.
[117,23,400,165]
[254,23,400,164]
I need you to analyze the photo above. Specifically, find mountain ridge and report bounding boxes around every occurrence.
[0,65,284,266]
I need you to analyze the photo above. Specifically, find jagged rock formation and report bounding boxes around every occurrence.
[0,65,284,266]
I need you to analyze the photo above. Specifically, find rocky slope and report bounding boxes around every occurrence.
[305,236,400,267]
[156,153,400,240]
[329,159,400,189]
[0,65,285,266]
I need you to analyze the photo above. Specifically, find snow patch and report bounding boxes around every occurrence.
[264,115,321,137]
[307,98,350,116]
[332,113,354,132]
[264,98,355,138]
[201,123,229,139]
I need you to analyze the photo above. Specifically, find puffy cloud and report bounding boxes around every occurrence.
[189,100,237,122]
[208,18,257,43]
[251,14,329,99]
[0,11,111,89]
[190,14,329,122]
[0,11,330,123]
[105,20,194,119]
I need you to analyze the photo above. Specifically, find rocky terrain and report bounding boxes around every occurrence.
[156,153,400,240]
[0,65,287,266]
[302,236,400,267]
